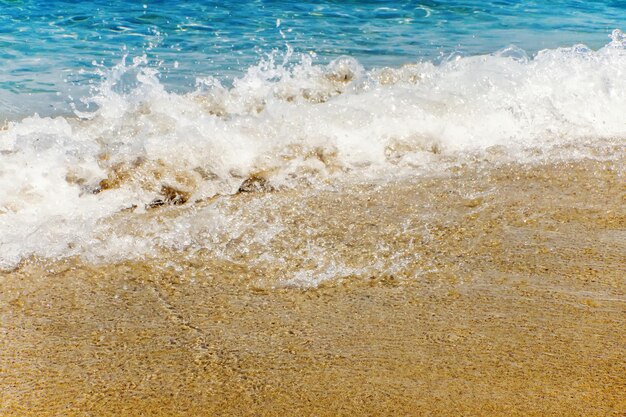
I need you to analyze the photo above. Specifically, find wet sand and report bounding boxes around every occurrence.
[1,158,625,416]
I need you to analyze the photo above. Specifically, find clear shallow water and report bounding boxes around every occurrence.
[1,0,625,117]
[0,1,625,271]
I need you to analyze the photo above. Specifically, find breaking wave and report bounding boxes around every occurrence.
[1,30,625,270]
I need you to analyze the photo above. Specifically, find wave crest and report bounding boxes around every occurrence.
[1,33,626,269]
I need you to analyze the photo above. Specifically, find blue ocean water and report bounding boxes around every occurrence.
[1,0,624,117]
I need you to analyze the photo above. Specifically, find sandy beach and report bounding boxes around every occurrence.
[1,157,625,416]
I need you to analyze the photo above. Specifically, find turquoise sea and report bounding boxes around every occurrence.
[0,0,625,272]
[1,0,625,117]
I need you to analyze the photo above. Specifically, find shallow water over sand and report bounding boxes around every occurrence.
[1,158,625,416]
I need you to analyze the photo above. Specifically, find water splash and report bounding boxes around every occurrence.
[1,34,626,270]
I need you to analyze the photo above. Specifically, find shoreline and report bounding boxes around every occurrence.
[1,158,625,416]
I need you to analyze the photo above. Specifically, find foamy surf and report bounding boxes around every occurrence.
[1,30,625,271]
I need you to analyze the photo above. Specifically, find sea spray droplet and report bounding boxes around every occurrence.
[608,29,626,48]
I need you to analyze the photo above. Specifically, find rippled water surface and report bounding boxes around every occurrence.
[1,0,625,116]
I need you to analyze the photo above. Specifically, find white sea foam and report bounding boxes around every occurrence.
[1,31,625,270]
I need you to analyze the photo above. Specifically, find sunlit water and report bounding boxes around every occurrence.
[2,4,625,414]
[0,0,625,274]
[2,0,625,116]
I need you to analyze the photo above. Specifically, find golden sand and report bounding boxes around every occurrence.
[1,159,625,416]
